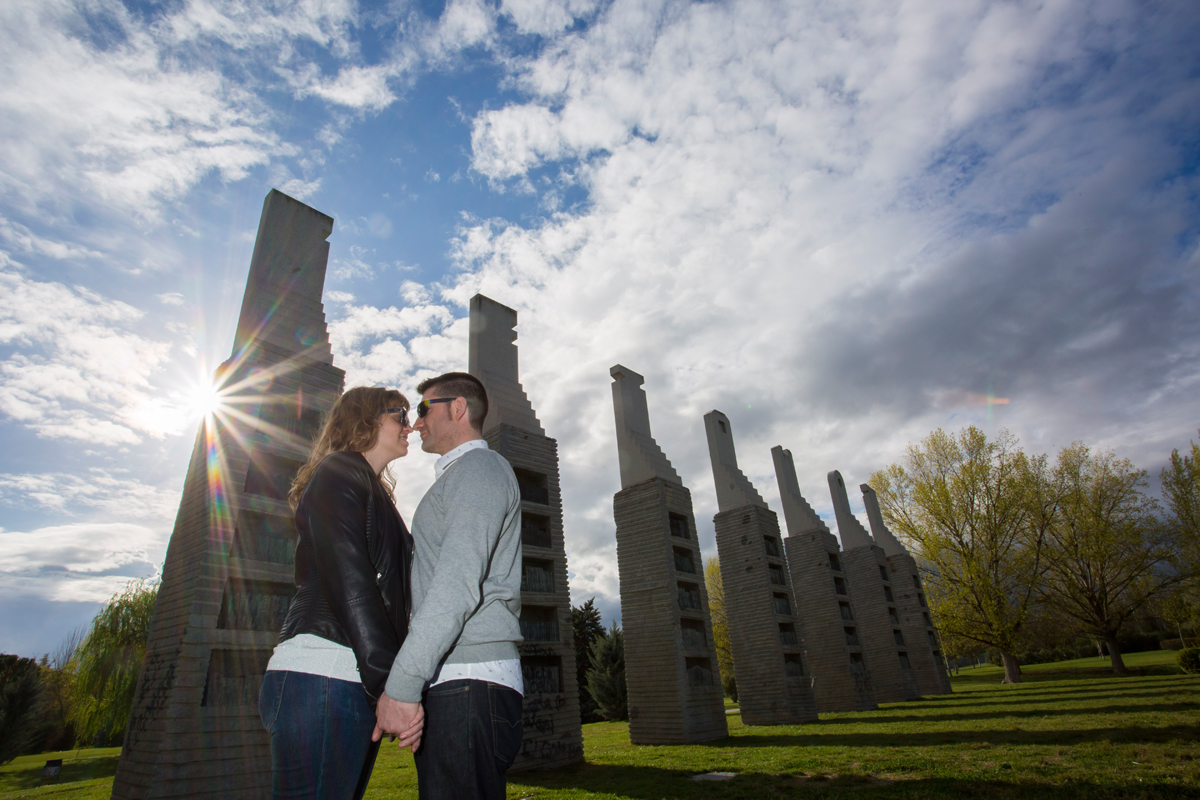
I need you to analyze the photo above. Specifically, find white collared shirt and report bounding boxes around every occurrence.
[434,438,490,481]
[427,437,523,695]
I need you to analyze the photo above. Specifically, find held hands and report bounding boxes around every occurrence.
[372,694,424,752]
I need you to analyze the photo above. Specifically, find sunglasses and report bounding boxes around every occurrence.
[415,397,455,418]
[381,407,410,427]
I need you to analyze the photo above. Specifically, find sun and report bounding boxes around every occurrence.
[188,382,226,419]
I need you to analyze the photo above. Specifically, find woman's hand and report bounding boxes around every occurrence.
[372,694,425,751]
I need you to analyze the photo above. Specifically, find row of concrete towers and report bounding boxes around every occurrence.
[112,192,582,799]
[610,367,950,742]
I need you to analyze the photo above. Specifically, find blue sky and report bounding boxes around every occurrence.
[2,0,1198,658]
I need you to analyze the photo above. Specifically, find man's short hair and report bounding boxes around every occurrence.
[417,372,489,432]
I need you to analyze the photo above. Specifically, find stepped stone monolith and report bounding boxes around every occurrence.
[468,294,583,770]
[610,366,728,744]
[861,484,951,695]
[113,190,345,799]
[705,411,818,725]
[829,471,921,703]
[772,447,877,712]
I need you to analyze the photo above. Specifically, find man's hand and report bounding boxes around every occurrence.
[372,694,425,751]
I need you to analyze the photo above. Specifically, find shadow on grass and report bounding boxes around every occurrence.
[714,724,1200,748]
[0,749,120,792]
[513,762,1199,799]
[816,702,1200,726]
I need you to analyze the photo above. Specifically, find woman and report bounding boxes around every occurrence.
[259,386,421,800]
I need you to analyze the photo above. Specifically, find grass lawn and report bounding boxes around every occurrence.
[4,651,1196,799]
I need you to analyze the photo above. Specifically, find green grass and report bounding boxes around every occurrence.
[6,651,1196,799]
[0,748,119,800]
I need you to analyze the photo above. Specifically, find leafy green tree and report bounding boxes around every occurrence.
[586,621,627,721]
[1161,433,1200,570]
[704,557,736,700]
[870,426,1053,684]
[571,598,607,723]
[0,655,50,764]
[1041,443,1183,675]
[70,580,157,746]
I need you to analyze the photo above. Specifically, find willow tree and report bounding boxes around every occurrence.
[870,427,1053,684]
[704,557,736,699]
[70,580,157,746]
[1042,443,1182,675]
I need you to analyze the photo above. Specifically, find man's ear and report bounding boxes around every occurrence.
[453,396,470,422]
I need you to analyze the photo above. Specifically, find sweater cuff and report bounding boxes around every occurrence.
[384,669,425,703]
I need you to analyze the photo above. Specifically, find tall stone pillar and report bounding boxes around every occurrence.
[468,294,583,769]
[113,190,345,799]
[704,411,818,725]
[610,366,727,744]
[772,448,877,713]
[861,485,952,695]
[828,471,920,703]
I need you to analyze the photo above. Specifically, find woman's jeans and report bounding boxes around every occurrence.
[259,670,380,800]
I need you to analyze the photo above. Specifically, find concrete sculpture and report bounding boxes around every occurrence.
[772,447,877,712]
[704,411,818,725]
[861,484,952,695]
[468,294,584,769]
[828,471,921,703]
[113,190,345,799]
[610,366,728,744]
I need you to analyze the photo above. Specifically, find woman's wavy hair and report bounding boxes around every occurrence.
[288,386,409,509]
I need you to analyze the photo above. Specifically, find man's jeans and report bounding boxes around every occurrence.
[259,670,380,800]
[413,679,523,800]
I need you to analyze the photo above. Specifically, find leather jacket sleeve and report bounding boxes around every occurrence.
[295,453,400,702]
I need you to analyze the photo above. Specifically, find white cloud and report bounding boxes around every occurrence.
[0,468,180,521]
[0,522,164,603]
[157,292,185,306]
[438,0,1200,601]
[0,268,179,444]
[501,0,602,36]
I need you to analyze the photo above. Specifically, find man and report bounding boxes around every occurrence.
[373,371,524,799]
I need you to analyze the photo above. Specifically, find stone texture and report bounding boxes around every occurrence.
[468,294,583,770]
[113,190,345,799]
[611,366,727,744]
[773,447,877,713]
[860,485,951,695]
[705,411,818,725]
[828,471,921,703]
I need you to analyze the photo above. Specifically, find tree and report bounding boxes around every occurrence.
[0,655,50,764]
[37,628,84,752]
[1041,443,1184,675]
[585,621,627,721]
[870,426,1053,684]
[1161,433,1200,570]
[704,557,736,700]
[70,580,157,746]
[571,598,607,723]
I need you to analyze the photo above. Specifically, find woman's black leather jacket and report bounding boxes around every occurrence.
[279,451,413,704]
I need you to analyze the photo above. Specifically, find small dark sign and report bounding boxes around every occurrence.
[42,759,62,779]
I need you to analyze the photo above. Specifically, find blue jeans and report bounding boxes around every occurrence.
[259,670,380,800]
[413,679,523,800]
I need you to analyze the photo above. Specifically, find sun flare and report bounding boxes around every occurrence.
[188,382,226,419]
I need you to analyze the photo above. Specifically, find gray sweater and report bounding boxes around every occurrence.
[385,447,523,702]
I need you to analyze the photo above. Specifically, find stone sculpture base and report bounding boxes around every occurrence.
[840,546,921,703]
[615,478,728,744]
[885,551,952,695]
[784,531,878,713]
[714,506,818,726]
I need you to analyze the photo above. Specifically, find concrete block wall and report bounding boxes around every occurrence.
[859,484,952,696]
[614,479,728,743]
[470,295,583,770]
[783,531,878,712]
[705,411,817,726]
[114,190,345,799]
[713,506,819,724]
[772,446,876,713]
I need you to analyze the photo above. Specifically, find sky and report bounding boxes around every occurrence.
[1,0,1198,658]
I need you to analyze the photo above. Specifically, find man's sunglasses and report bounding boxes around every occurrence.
[381,407,410,427]
[415,397,455,418]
